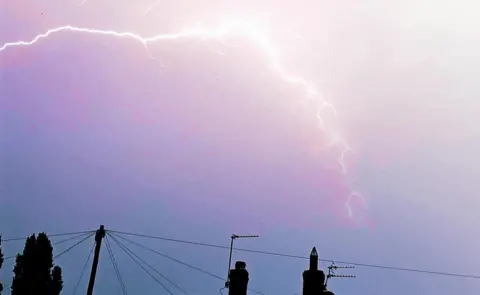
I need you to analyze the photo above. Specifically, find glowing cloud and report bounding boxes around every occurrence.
[0,17,365,219]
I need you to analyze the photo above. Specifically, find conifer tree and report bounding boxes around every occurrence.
[11,233,63,295]
[50,266,63,295]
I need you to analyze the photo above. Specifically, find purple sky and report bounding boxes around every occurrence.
[1,0,480,294]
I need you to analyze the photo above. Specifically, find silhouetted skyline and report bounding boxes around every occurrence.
[1,0,479,294]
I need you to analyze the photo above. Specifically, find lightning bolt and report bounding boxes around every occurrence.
[345,191,366,219]
[0,18,364,219]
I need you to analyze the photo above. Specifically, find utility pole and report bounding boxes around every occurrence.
[225,234,259,288]
[86,225,106,295]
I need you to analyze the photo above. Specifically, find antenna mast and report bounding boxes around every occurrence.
[325,262,356,288]
[225,234,259,288]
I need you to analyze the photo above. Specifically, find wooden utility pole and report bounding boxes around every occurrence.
[86,225,106,295]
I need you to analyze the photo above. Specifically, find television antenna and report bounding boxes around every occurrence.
[225,234,259,288]
[325,262,356,288]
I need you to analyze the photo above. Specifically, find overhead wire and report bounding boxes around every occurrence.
[219,287,227,295]
[3,232,94,262]
[109,230,228,250]
[2,230,96,243]
[111,233,266,295]
[108,232,189,295]
[72,243,95,295]
[54,232,95,260]
[104,235,128,295]
[107,233,178,295]
[110,230,480,280]
[113,233,225,281]
[52,232,94,247]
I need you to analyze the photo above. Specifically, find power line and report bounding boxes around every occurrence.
[109,230,228,250]
[108,233,177,295]
[72,243,95,295]
[108,232,189,295]
[110,230,480,280]
[3,232,95,262]
[54,233,94,260]
[112,233,266,295]
[104,235,128,295]
[113,233,225,281]
[2,230,96,243]
[53,232,94,247]
[219,287,227,295]
[108,233,178,295]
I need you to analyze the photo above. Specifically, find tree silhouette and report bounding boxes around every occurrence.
[11,233,63,295]
[0,235,4,294]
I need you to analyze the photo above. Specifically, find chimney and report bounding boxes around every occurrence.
[228,261,249,295]
[303,247,326,295]
[309,247,318,271]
